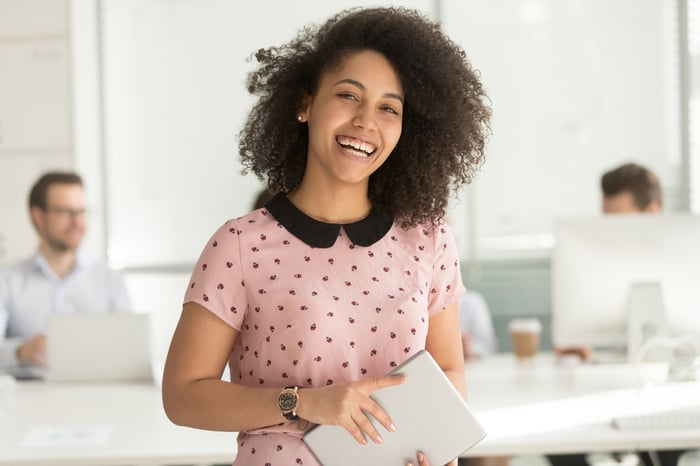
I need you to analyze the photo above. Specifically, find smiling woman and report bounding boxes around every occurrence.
[293,50,404,217]
[238,7,490,229]
[162,6,490,466]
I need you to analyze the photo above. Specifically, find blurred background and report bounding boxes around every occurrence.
[1,0,698,364]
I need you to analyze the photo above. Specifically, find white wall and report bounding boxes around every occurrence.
[97,0,690,268]
[0,0,74,265]
[99,0,436,269]
[443,0,683,261]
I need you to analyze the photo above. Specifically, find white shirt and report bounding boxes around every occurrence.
[0,251,131,368]
[459,290,497,357]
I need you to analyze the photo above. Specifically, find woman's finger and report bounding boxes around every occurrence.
[406,451,430,466]
[351,408,385,445]
[353,374,405,435]
[406,451,431,466]
[364,373,406,393]
[341,414,368,445]
[358,394,397,435]
[418,451,429,465]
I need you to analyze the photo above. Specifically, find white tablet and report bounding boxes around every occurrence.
[303,350,487,466]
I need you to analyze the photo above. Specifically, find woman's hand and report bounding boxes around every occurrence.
[406,451,458,466]
[296,374,405,445]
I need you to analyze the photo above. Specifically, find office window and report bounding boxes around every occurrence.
[690,0,700,212]
[442,0,687,261]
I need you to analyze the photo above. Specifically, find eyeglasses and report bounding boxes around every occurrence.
[44,206,88,219]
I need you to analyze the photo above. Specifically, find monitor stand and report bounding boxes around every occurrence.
[626,281,669,363]
[589,348,627,365]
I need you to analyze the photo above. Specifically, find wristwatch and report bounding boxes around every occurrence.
[277,386,300,420]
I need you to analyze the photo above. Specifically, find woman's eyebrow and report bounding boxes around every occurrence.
[334,78,404,104]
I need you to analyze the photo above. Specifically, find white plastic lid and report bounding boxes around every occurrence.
[508,318,542,333]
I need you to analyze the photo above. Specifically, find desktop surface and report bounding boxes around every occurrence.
[463,353,700,455]
[0,380,235,466]
[1,354,698,465]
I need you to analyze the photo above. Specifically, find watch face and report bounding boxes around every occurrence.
[278,390,298,411]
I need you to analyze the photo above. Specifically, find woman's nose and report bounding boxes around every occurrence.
[352,105,376,130]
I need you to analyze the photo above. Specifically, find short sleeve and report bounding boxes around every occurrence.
[183,219,247,330]
[427,222,465,316]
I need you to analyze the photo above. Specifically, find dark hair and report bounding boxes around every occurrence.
[238,7,491,228]
[29,171,83,210]
[601,163,662,210]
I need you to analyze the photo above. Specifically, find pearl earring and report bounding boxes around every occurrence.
[297,115,304,122]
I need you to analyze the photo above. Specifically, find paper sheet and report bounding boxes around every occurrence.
[20,425,113,447]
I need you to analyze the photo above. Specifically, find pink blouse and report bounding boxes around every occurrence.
[184,199,464,466]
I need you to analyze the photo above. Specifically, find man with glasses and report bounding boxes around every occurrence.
[0,171,131,371]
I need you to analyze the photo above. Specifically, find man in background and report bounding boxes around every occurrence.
[601,162,662,214]
[459,290,497,360]
[0,171,131,370]
[550,162,686,466]
[555,162,664,364]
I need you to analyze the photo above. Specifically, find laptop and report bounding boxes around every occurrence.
[303,350,487,466]
[43,312,154,383]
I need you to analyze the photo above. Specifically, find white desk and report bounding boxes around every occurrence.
[0,380,235,466]
[1,354,698,465]
[463,353,700,457]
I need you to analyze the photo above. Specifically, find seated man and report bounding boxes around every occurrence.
[459,290,497,360]
[555,162,663,362]
[549,162,686,466]
[600,162,662,214]
[0,171,131,371]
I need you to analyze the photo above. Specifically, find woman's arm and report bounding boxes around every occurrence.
[162,302,405,439]
[426,301,466,398]
[162,302,287,431]
[424,300,466,466]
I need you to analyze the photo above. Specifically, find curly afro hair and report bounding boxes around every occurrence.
[238,6,491,228]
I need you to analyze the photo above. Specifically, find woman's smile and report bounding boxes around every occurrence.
[336,135,377,158]
[300,49,404,187]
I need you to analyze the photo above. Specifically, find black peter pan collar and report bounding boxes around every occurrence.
[264,193,394,248]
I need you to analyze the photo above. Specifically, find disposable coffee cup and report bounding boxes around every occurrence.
[509,318,542,358]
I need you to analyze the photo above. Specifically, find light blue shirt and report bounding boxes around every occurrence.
[0,251,131,368]
[459,290,497,357]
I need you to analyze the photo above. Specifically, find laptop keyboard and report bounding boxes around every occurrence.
[612,407,700,430]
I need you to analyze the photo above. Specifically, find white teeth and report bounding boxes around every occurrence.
[346,147,369,157]
[337,136,376,155]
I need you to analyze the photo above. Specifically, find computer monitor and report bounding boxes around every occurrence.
[551,214,700,351]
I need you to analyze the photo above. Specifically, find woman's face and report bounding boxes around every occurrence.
[299,49,404,190]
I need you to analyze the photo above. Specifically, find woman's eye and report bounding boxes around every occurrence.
[338,93,358,101]
[382,106,399,115]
